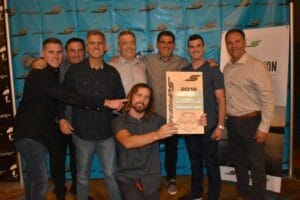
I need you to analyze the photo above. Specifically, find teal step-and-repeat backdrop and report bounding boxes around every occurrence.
[7,0,290,179]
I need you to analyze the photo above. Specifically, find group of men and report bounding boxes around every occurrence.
[13,28,275,200]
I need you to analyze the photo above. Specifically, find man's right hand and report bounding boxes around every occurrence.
[31,58,47,69]
[110,55,121,64]
[104,99,128,111]
[155,123,178,139]
[59,119,74,134]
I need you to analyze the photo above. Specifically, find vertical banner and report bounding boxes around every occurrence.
[0,0,19,181]
[219,26,290,193]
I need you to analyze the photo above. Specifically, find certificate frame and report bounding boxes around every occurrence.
[166,71,204,134]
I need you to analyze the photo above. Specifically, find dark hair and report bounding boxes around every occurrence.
[225,28,246,40]
[86,29,106,42]
[65,37,85,51]
[118,30,136,41]
[187,34,205,46]
[123,83,155,118]
[42,38,62,49]
[157,31,175,43]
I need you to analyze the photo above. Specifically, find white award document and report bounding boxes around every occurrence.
[166,71,204,134]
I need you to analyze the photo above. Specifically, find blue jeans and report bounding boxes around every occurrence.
[15,138,48,200]
[72,134,121,200]
[184,130,221,200]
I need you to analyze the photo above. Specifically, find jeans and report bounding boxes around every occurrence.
[164,135,179,180]
[227,115,266,200]
[15,138,48,200]
[72,134,121,200]
[184,131,221,200]
[49,124,77,196]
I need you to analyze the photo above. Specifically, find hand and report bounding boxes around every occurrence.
[254,130,268,143]
[155,123,178,139]
[211,127,223,141]
[199,113,207,126]
[31,58,47,69]
[104,99,128,111]
[59,119,74,134]
[207,59,218,68]
[110,55,121,64]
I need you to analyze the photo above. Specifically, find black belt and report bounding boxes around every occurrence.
[228,111,261,119]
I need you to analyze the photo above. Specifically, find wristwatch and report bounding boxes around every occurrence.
[217,125,225,130]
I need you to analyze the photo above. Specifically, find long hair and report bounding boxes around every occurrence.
[123,83,155,118]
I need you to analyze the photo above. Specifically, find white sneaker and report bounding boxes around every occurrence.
[166,179,177,195]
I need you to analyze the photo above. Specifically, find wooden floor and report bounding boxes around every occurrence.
[1,174,300,200]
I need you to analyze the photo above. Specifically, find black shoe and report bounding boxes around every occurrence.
[88,195,94,200]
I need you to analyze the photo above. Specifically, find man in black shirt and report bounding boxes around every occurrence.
[14,38,126,200]
[59,30,126,200]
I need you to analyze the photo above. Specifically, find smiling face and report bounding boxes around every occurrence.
[118,33,136,61]
[188,38,205,61]
[86,34,107,60]
[225,31,246,63]
[157,35,175,60]
[42,43,63,68]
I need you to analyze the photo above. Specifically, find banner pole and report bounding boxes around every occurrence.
[289,0,294,178]
[3,0,24,186]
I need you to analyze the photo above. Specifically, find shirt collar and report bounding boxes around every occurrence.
[119,56,139,65]
[229,52,248,65]
[157,54,173,62]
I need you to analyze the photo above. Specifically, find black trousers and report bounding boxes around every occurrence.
[49,124,77,196]
[227,115,266,200]
[184,130,221,200]
[164,135,179,180]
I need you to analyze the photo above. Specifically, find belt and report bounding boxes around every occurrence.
[228,111,261,119]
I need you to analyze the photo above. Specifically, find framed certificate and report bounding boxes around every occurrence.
[166,71,204,134]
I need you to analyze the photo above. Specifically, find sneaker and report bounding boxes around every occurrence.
[166,179,177,195]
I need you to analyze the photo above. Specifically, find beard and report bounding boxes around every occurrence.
[131,102,146,113]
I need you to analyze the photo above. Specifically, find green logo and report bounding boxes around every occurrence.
[247,40,261,48]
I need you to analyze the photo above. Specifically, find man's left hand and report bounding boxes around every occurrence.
[207,59,218,67]
[211,128,223,141]
[254,130,268,143]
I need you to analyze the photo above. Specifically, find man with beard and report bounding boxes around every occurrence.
[112,83,208,199]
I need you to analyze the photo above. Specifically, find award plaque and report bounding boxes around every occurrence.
[166,71,204,134]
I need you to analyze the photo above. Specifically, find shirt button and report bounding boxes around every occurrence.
[86,106,89,109]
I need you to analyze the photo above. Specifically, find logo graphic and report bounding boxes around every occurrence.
[199,21,216,30]
[185,75,201,81]
[45,6,62,15]
[58,27,74,35]
[235,0,250,7]
[91,5,108,13]
[106,25,120,33]
[245,19,260,27]
[186,1,203,9]
[151,24,167,32]
[247,40,261,48]
[11,28,28,37]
